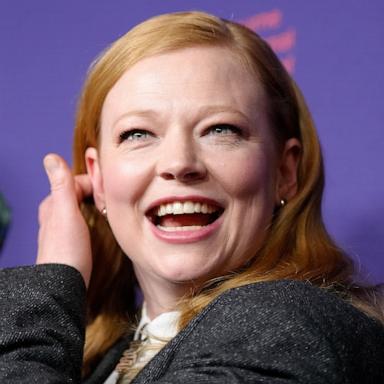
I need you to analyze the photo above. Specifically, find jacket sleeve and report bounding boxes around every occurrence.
[0,264,86,383]
[133,281,384,384]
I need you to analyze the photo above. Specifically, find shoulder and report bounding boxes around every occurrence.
[195,280,384,378]
[212,279,378,319]
[141,280,384,383]
[206,279,384,340]
[199,280,383,379]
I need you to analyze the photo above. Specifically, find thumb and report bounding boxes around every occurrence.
[39,153,92,287]
[43,154,76,207]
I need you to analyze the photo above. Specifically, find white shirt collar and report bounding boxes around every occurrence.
[134,303,180,342]
[104,304,180,384]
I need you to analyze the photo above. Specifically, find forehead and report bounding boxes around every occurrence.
[101,46,267,124]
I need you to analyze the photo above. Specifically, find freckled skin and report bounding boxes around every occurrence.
[86,47,286,316]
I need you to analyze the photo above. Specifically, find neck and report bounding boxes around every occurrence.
[134,269,194,320]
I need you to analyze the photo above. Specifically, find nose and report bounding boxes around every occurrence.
[157,135,207,183]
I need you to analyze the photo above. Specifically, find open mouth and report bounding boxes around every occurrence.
[147,200,224,232]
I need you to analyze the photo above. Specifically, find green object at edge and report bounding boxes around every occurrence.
[0,193,11,250]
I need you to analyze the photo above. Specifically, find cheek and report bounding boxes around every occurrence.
[210,150,276,198]
[101,155,153,205]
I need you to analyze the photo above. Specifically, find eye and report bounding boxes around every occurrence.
[119,129,153,143]
[207,124,242,136]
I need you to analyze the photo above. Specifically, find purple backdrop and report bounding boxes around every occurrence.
[1,0,383,282]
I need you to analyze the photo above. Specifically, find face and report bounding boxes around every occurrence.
[86,46,298,298]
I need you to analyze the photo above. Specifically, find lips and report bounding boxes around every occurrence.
[146,197,224,232]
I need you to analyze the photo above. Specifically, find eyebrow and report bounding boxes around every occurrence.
[198,105,251,124]
[112,105,251,127]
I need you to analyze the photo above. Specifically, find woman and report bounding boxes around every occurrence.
[0,11,383,384]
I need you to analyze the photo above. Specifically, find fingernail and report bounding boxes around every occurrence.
[44,155,60,174]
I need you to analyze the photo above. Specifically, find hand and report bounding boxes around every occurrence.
[37,154,93,287]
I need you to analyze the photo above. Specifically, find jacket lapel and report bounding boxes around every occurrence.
[82,336,132,384]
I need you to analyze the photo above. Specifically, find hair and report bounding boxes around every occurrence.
[72,11,383,376]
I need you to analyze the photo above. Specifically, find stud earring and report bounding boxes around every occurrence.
[280,199,287,207]
[101,207,107,218]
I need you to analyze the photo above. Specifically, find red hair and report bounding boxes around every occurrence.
[71,11,383,374]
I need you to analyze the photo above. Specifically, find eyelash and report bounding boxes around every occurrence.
[207,124,242,136]
[118,124,242,144]
[119,129,152,143]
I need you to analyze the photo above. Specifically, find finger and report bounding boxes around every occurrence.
[73,174,93,203]
[38,195,51,226]
[43,154,77,209]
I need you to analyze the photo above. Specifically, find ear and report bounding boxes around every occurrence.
[275,138,301,203]
[85,147,105,211]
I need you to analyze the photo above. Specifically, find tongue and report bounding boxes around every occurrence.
[159,213,213,227]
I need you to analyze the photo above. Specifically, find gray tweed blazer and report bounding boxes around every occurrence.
[0,264,383,383]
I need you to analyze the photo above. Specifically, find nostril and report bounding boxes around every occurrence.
[160,171,176,181]
[182,171,202,181]
[159,168,207,182]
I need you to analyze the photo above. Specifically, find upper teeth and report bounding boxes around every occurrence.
[156,201,218,217]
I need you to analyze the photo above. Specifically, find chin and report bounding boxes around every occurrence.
[152,257,212,283]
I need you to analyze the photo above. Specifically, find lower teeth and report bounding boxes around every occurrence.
[157,225,204,232]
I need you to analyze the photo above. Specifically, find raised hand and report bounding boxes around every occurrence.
[37,154,93,287]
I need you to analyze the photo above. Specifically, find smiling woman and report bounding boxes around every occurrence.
[84,46,290,306]
[0,11,383,384]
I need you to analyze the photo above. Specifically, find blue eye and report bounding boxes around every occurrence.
[208,124,241,136]
[119,129,151,142]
